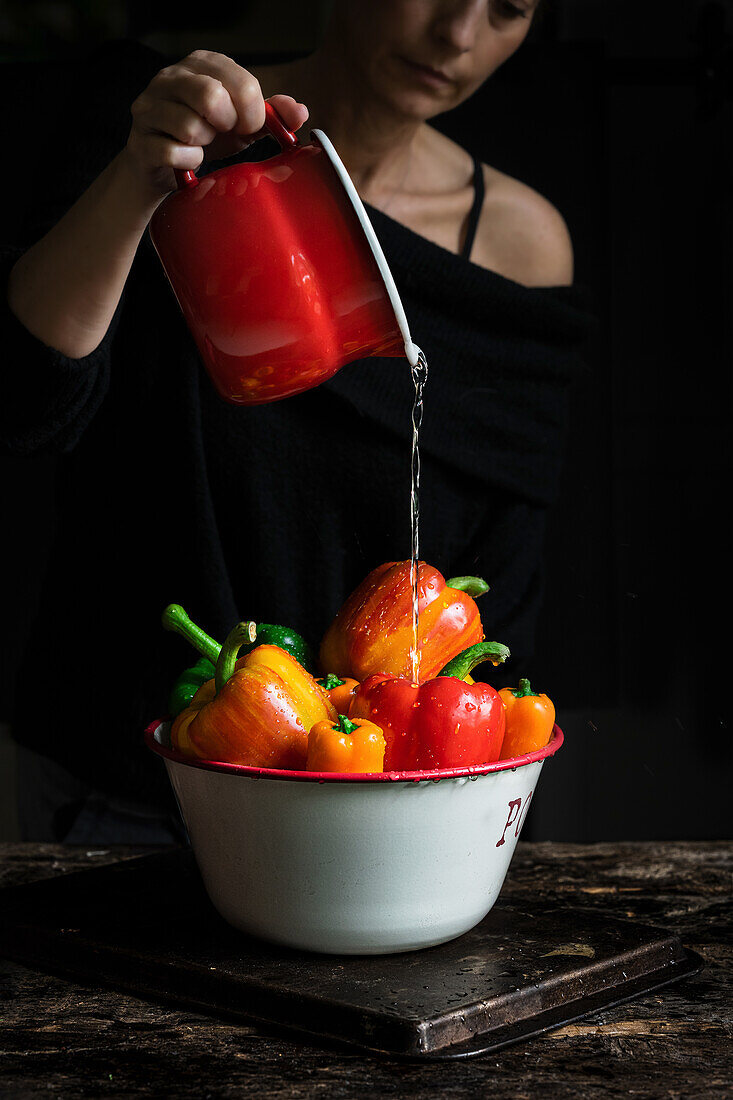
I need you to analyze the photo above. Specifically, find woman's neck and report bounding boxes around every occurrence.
[255,48,424,207]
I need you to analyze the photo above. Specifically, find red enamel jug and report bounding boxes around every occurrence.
[149,103,418,405]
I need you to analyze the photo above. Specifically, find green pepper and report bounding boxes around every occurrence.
[162,604,316,715]
[253,623,315,672]
[168,656,216,717]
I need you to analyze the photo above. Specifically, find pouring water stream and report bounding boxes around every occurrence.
[409,349,428,683]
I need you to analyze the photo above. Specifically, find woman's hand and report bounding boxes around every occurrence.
[122,50,308,197]
[7,50,308,359]
[9,49,308,359]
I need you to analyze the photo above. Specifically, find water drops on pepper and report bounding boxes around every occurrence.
[318,561,490,683]
[169,621,336,768]
[162,603,317,718]
[349,640,510,771]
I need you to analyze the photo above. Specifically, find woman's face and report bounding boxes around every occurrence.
[330,0,538,119]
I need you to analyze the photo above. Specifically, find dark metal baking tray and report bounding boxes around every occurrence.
[0,849,702,1059]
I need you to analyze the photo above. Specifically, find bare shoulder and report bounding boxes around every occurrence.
[473,165,574,287]
[420,128,574,286]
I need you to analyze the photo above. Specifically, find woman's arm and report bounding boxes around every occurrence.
[7,153,159,359]
[6,50,308,359]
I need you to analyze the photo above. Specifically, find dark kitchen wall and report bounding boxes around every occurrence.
[526,0,733,840]
[1,1,730,840]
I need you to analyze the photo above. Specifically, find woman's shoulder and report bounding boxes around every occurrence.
[472,163,574,287]
[423,126,573,287]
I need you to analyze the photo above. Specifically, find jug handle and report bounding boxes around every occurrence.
[174,102,300,191]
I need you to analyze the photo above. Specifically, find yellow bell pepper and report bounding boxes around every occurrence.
[171,622,336,768]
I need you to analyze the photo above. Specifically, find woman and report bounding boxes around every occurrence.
[2,1,589,841]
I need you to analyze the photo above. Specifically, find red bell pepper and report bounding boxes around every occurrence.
[349,641,510,771]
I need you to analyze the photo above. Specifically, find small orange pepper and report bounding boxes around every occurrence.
[498,678,555,760]
[307,713,386,774]
[317,673,360,715]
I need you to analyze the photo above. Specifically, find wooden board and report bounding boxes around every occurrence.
[0,849,702,1059]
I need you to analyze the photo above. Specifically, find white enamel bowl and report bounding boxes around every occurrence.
[145,720,563,955]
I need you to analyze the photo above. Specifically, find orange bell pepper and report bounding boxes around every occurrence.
[307,713,386,774]
[319,561,489,683]
[171,622,337,768]
[498,678,555,760]
[317,673,360,714]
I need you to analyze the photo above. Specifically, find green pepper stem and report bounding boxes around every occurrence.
[319,673,346,690]
[437,641,511,680]
[336,714,358,736]
[215,621,257,694]
[445,576,490,598]
[162,604,221,664]
[511,677,538,698]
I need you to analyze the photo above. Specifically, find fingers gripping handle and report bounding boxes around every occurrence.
[261,101,300,149]
[174,101,299,191]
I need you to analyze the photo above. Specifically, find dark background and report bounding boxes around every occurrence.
[1,0,731,840]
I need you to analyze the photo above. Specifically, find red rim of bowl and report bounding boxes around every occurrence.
[144,718,563,783]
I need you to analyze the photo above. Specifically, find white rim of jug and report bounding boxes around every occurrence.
[310,128,421,369]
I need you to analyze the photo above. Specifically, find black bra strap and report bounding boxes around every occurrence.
[461,157,485,261]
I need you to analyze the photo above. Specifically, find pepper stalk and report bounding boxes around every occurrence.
[445,576,490,598]
[437,641,511,680]
[162,603,221,664]
[335,713,358,736]
[508,677,539,698]
[215,621,258,694]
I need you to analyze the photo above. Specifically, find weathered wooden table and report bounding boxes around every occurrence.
[1,841,730,1097]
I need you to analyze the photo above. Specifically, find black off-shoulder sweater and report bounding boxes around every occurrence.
[1,42,592,808]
